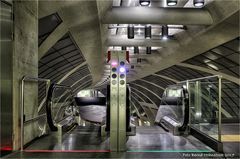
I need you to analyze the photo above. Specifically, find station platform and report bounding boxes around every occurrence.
[4,126,221,159]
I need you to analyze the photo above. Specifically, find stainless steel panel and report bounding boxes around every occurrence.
[0,1,13,152]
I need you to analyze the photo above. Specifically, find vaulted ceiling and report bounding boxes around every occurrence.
[38,0,239,122]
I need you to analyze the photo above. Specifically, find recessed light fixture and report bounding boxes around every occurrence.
[146,47,151,54]
[162,25,168,40]
[167,0,177,6]
[134,47,139,54]
[193,0,204,7]
[145,25,151,39]
[139,0,151,6]
[128,24,134,39]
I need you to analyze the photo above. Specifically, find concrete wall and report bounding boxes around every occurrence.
[12,0,38,150]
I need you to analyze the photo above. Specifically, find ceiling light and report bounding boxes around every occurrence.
[162,25,168,40]
[119,67,126,73]
[139,0,150,6]
[193,0,204,7]
[167,0,177,6]
[111,61,118,66]
[128,24,134,39]
[146,47,151,54]
[134,47,139,54]
[145,25,151,39]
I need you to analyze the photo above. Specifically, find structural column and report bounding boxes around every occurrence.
[109,51,127,152]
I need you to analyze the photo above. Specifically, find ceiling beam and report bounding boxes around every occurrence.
[39,23,68,60]
[102,7,213,25]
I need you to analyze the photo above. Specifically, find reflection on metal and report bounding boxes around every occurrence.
[131,95,153,124]
[195,81,202,121]
[139,102,158,110]
[129,100,141,118]
[131,92,154,121]
[20,76,50,151]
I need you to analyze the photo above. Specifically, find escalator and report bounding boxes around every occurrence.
[155,85,189,135]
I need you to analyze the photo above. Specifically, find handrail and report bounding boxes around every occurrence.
[46,83,75,131]
[21,76,50,151]
[177,75,221,83]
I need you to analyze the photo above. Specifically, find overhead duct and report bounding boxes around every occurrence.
[102,7,213,25]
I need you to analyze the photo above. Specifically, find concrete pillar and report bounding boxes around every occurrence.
[12,0,38,150]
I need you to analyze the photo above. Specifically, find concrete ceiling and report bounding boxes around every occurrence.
[38,0,239,120]
[38,0,239,86]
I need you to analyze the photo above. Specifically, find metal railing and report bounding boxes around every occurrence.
[178,75,222,142]
[20,76,50,151]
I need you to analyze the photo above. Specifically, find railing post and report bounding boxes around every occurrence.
[20,77,25,151]
[186,80,191,133]
[20,76,50,151]
[218,76,222,142]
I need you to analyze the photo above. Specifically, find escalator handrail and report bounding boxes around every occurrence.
[46,83,75,131]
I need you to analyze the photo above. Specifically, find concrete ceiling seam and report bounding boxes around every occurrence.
[177,63,240,85]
